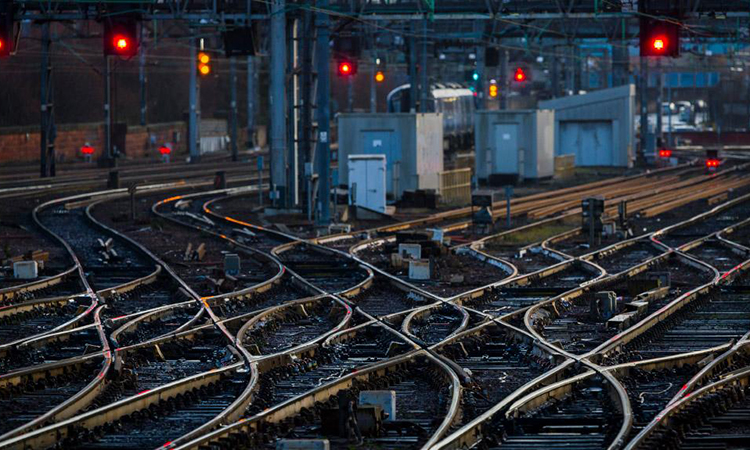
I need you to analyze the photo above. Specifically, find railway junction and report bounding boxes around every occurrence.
[3,1,750,450]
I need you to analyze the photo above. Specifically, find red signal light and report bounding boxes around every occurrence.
[115,36,129,51]
[159,146,172,155]
[658,149,672,158]
[337,60,357,77]
[103,19,138,57]
[706,159,719,168]
[80,145,95,155]
[640,18,679,57]
[0,34,10,58]
[514,67,526,82]
[0,5,13,58]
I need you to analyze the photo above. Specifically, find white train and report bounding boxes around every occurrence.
[386,82,475,150]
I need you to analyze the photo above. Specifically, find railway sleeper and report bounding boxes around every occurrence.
[477,379,620,450]
[697,349,750,389]
[212,364,451,450]
[248,329,411,416]
[640,384,750,450]
[620,364,701,441]
[602,282,750,365]
[57,379,240,449]
[441,332,559,428]
[0,358,102,436]
[243,301,346,355]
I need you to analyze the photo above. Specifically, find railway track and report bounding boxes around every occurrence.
[240,295,350,356]
[2,161,750,450]
[0,270,83,306]
[0,324,103,373]
[607,276,750,363]
[532,253,715,356]
[0,156,268,201]
[0,293,90,346]
[229,356,454,450]
[0,186,262,448]
[655,194,750,249]
[275,243,370,293]
[437,321,561,429]
[345,276,424,318]
[475,370,623,450]
[405,303,466,345]
[248,323,414,417]
[626,366,750,450]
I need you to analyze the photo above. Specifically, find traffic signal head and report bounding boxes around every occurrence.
[198,52,211,76]
[658,148,672,158]
[489,83,498,98]
[337,60,357,77]
[375,71,385,83]
[104,18,138,57]
[0,7,14,58]
[640,18,680,57]
[223,27,257,57]
[513,67,527,82]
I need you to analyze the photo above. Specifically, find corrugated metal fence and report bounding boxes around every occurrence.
[438,168,472,206]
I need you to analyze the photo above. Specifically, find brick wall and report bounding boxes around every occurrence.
[0,122,188,164]
[0,121,258,164]
[673,131,750,147]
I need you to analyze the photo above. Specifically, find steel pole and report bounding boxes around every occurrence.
[188,36,199,163]
[656,58,663,145]
[105,55,112,164]
[408,22,417,112]
[638,56,648,166]
[247,56,255,148]
[40,22,49,178]
[315,0,331,224]
[230,56,238,161]
[420,16,429,112]
[475,20,485,110]
[270,0,287,207]
[370,52,377,113]
[139,27,147,126]
[301,9,314,214]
